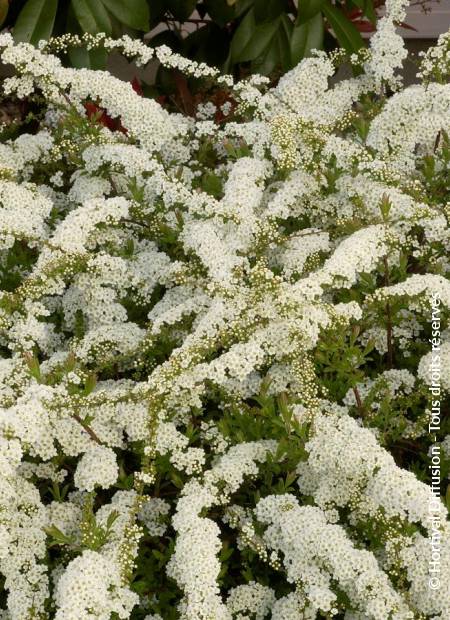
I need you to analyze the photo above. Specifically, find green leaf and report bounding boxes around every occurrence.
[14,0,58,44]
[182,22,230,67]
[254,0,287,23]
[166,0,196,21]
[296,0,324,24]
[44,525,75,547]
[322,1,364,54]
[235,0,253,17]
[106,510,119,529]
[290,13,323,65]
[69,45,107,68]
[251,34,280,75]
[277,14,293,71]
[71,0,112,35]
[204,0,235,26]
[24,352,41,381]
[202,172,223,198]
[231,8,280,63]
[0,0,9,28]
[83,373,97,396]
[101,0,149,31]
[67,4,107,68]
[352,0,377,24]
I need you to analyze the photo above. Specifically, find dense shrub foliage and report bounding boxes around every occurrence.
[5,0,372,75]
[0,0,449,617]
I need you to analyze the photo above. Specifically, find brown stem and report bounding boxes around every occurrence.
[434,131,441,153]
[353,386,366,417]
[383,256,394,369]
[72,413,102,445]
[122,218,147,228]
[109,175,119,195]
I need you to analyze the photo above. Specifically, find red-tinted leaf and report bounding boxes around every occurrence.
[84,79,143,133]
[174,72,195,116]
[84,101,127,134]
[346,8,363,19]
[352,19,376,32]
[396,21,418,32]
[131,77,143,96]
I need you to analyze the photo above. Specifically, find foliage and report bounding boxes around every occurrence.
[0,0,376,77]
[0,2,449,619]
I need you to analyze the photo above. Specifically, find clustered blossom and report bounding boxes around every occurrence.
[0,2,448,618]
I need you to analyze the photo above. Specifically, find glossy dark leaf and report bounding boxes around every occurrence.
[166,0,197,21]
[204,0,235,26]
[183,23,230,67]
[0,0,9,27]
[352,0,377,24]
[254,0,287,23]
[296,0,324,24]
[322,1,364,54]
[101,0,149,31]
[291,12,323,65]
[252,36,279,75]
[71,0,112,35]
[14,0,58,44]
[148,0,166,27]
[69,44,107,68]
[231,8,280,63]
[235,0,254,17]
[66,4,107,68]
[276,16,292,72]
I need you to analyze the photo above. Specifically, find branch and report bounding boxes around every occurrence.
[352,386,367,417]
[71,413,102,445]
[383,256,394,369]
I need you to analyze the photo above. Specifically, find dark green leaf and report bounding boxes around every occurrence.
[322,1,364,54]
[71,0,112,35]
[363,0,377,24]
[69,45,108,68]
[290,13,323,65]
[183,23,229,67]
[14,0,58,44]
[204,0,235,26]
[235,0,254,17]
[254,0,287,23]
[352,0,377,24]
[0,0,9,27]
[67,4,107,68]
[275,17,292,72]
[231,8,280,63]
[148,0,166,27]
[296,0,324,24]
[101,0,149,31]
[166,0,196,21]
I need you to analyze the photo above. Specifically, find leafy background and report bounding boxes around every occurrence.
[1,0,375,77]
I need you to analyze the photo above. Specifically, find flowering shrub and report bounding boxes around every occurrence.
[0,0,449,617]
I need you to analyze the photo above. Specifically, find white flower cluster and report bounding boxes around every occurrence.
[0,8,448,620]
[54,550,138,620]
[255,495,413,619]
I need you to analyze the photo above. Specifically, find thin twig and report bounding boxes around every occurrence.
[434,130,441,153]
[383,256,394,369]
[353,386,367,417]
[72,413,102,445]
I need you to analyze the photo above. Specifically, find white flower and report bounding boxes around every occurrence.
[74,445,118,491]
[54,550,138,619]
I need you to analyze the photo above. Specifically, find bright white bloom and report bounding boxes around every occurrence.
[74,445,119,491]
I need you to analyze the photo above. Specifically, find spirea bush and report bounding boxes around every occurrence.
[0,0,449,617]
